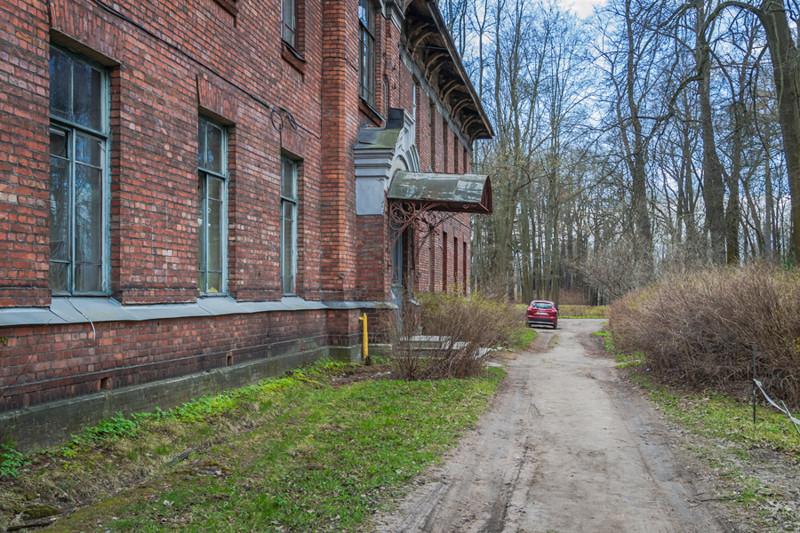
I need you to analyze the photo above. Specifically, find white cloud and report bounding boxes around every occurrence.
[559,0,607,18]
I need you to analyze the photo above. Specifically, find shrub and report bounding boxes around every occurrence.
[387,293,517,380]
[608,263,800,408]
[0,441,28,479]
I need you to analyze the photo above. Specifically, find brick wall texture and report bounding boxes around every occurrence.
[0,0,487,414]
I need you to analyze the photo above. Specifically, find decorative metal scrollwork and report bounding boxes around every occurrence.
[389,200,460,247]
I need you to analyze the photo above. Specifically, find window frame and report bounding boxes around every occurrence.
[197,116,229,296]
[48,45,111,296]
[282,0,296,48]
[280,156,299,295]
[358,0,376,105]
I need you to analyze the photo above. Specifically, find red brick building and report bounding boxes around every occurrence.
[0,0,492,448]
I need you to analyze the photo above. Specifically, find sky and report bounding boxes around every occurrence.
[558,0,607,18]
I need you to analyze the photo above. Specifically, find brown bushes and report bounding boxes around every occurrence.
[388,293,517,381]
[609,263,800,408]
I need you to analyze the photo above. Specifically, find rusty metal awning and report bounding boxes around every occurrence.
[387,171,492,214]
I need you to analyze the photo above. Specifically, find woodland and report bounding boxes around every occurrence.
[441,0,800,304]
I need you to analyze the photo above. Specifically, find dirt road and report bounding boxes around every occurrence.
[371,318,726,533]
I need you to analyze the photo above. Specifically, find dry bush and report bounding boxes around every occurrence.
[609,263,800,408]
[387,293,516,381]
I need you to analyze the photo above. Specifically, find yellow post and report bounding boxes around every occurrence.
[358,312,370,365]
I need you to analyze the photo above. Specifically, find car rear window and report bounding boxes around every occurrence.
[532,302,551,309]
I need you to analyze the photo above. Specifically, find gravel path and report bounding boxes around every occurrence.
[371,318,727,533]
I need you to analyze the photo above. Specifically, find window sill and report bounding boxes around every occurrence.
[359,97,384,126]
[0,297,398,326]
[213,0,238,16]
[281,41,306,75]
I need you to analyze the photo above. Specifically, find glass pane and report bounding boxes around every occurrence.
[75,263,101,293]
[49,48,71,120]
[74,163,103,292]
[75,132,102,166]
[281,158,296,199]
[366,37,374,98]
[208,176,223,201]
[281,201,296,293]
[197,119,206,168]
[208,199,221,271]
[283,0,295,45]
[207,272,221,293]
[207,176,223,273]
[49,261,68,292]
[358,0,371,27]
[49,154,70,262]
[206,123,223,174]
[283,26,295,46]
[50,129,68,158]
[73,61,102,130]
[198,178,206,290]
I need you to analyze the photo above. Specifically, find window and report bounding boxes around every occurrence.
[282,0,296,47]
[198,117,228,294]
[429,100,436,170]
[429,226,436,292]
[463,240,468,294]
[48,46,109,294]
[358,0,375,105]
[442,231,448,292]
[453,236,458,288]
[443,117,449,173]
[281,156,298,294]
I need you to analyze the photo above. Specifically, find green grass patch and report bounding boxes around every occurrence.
[645,386,800,455]
[508,327,536,350]
[2,360,504,532]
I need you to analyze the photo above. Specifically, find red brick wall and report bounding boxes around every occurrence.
[356,216,391,301]
[0,0,481,419]
[0,0,327,306]
[0,0,51,308]
[0,311,329,412]
[321,0,359,301]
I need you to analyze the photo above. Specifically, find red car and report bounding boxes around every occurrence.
[526,300,558,329]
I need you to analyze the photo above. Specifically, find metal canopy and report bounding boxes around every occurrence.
[387,171,492,214]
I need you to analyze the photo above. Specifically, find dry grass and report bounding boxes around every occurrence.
[559,304,608,318]
[387,293,518,381]
[609,263,800,409]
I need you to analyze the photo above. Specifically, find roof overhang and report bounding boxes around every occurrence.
[387,171,493,214]
[402,0,494,142]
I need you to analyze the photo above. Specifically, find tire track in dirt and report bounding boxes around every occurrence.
[371,319,726,533]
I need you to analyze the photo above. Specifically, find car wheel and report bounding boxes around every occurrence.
[552,323,557,329]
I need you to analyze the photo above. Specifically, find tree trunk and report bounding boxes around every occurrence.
[696,0,727,264]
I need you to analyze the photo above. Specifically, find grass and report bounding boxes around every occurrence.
[645,386,800,455]
[508,326,537,350]
[558,304,609,318]
[601,327,800,454]
[603,335,800,527]
[1,360,504,532]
